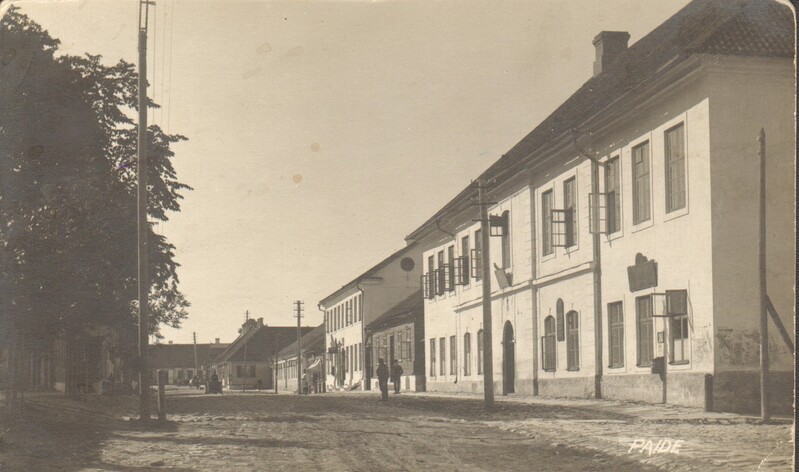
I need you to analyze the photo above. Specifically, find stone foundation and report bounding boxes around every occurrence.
[713,370,793,415]
[537,376,595,398]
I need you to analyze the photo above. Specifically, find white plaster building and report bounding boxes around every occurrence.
[320,243,422,391]
[408,0,794,413]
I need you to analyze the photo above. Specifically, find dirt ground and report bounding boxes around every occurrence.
[1,389,664,472]
[2,388,793,471]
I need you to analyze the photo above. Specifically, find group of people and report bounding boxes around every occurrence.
[375,358,403,401]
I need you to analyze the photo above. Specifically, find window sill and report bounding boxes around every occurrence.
[543,369,556,373]
[636,363,652,368]
[663,206,689,223]
[607,364,624,369]
[669,360,689,366]
[566,367,580,372]
[631,218,654,234]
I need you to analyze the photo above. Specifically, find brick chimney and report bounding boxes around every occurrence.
[215,338,220,344]
[593,31,630,77]
[257,317,264,327]
[168,340,173,344]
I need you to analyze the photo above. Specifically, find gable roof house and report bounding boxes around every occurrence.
[406,0,794,413]
[149,340,228,385]
[320,242,422,391]
[212,317,313,390]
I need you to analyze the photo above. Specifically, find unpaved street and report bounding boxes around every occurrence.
[3,390,659,471]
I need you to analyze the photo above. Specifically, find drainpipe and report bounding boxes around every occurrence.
[590,159,604,399]
[356,284,367,390]
[573,133,606,400]
[529,173,539,396]
[317,302,326,393]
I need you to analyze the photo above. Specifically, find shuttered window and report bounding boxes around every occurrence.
[543,316,556,371]
[665,124,686,213]
[542,190,553,255]
[608,302,624,368]
[566,311,579,371]
[605,157,621,233]
[563,178,577,247]
[632,142,651,225]
[636,296,654,367]
[463,333,471,376]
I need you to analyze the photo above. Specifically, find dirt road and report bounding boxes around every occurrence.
[3,390,658,471]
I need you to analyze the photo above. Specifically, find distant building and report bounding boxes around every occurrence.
[366,290,425,392]
[320,243,422,391]
[212,317,313,390]
[149,339,228,385]
[276,324,325,393]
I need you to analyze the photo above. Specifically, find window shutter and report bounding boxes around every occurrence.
[556,312,565,342]
[421,274,429,299]
[666,290,688,316]
[589,193,608,234]
[551,209,569,247]
[470,249,480,279]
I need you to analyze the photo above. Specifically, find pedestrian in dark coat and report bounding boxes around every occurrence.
[376,358,389,401]
[391,359,403,394]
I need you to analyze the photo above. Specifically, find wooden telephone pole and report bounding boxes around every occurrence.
[758,128,769,424]
[476,179,495,409]
[137,0,155,422]
[294,301,304,395]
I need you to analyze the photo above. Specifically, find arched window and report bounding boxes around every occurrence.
[556,299,565,342]
[477,330,484,375]
[543,316,556,371]
[566,311,579,370]
[463,333,472,376]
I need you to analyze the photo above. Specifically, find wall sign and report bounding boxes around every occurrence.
[628,253,658,292]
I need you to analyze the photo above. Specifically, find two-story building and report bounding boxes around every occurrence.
[408,0,794,413]
[320,243,422,391]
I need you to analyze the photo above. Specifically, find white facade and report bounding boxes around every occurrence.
[411,6,794,413]
[321,243,423,391]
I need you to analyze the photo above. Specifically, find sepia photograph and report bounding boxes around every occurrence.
[0,0,795,470]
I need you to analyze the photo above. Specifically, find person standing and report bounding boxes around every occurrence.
[376,358,389,401]
[391,359,403,394]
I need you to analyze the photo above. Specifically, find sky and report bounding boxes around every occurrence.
[9,0,691,345]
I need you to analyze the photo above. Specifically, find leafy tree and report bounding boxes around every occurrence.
[0,5,191,383]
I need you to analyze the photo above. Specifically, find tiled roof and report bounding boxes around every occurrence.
[277,324,326,358]
[149,343,229,369]
[366,290,423,333]
[406,0,794,241]
[213,326,314,363]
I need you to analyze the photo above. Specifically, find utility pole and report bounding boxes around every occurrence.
[294,300,304,395]
[243,310,249,392]
[137,0,155,422]
[758,128,769,424]
[192,332,198,379]
[477,179,495,409]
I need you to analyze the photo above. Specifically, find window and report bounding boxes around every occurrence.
[437,251,446,295]
[542,190,553,255]
[429,338,436,377]
[500,210,511,268]
[670,315,689,364]
[461,235,470,283]
[237,365,255,377]
[449,335,457,375]
[665,124,686,213]
[439,337,446,376]
[543,316,556,371]
[447,246,456,292]
[473,230,483,280]
[355,296,360,322]
[608,302,624,368]
[556,299,565,342]
[477,330,484,375]
[566,311,579,370]
[463,333,471,376]
[605,157,621,233]
[632,142,651,225]
[636,296,654,367]
[426,255,436,299]
[401,330,412,360]
[346,300,351,325]
[563,178,577,247]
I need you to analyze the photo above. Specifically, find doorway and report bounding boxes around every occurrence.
[503,321,515,395]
